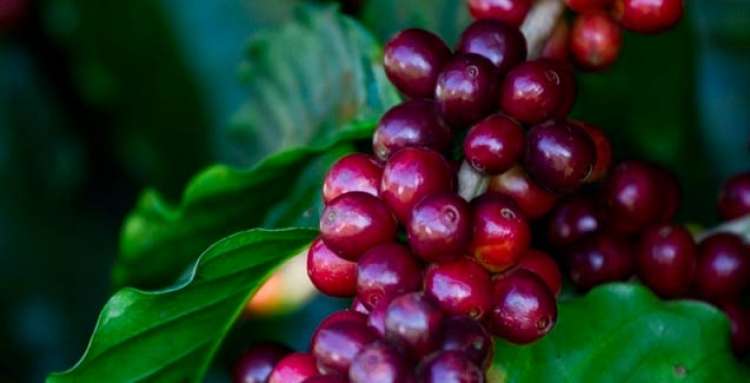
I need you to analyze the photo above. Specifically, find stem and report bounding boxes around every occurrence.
[695,214,750,243]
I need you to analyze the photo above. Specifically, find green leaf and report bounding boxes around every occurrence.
[360,0,470,45]
[47,228,317,383]
[492,283,750,382]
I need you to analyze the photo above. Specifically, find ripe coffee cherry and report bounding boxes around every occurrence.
[302,376,346,383]
[307,238,357,297]
[349,341,413,383]
[323,153,383,204]
[366,300,388,336]
[435,53,498,127]
[654,166,681,222]
[517,250,563,296]
[316,310,368,333]
[456,20,527,74]
[636,224,696,298]
[541,59,577,118]
[470,194,532,272]
[565,0,613,12]
[500,60,563,124]
[694,234,750,300]
[602,161,663,234]
[524,120,595,192]
[547,196,601,248]
[613,0,683,34]
[311,319,378,375]
[718,172,750,220]
[570,120,612,182]
[417,350,484,383]
[384,29,451,98]
[463,114,525,175]
[719,302,750,357]
[425,257,493,319]
[467,0,532,27]
[570,11,622,71]
[541,21,570,62]
[320,192,397,260]
[488,165,559,219]
[566,233,634,291]
[488,270,557,344]
[268,353,318,383]
[408,193,472,262]
[440,316,494,368]
[385,292,444,357]
[373,100,452,162]
[356,243,422,310]
[233,343,291,383]
[381,147,454,223]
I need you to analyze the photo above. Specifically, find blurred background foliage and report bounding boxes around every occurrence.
[0,0,748,382]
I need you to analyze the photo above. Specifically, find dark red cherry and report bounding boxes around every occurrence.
[302,376,347,383]
[366,300,388,337]
[566,232,634,291]
[719,302,750,357]
[547,196,601,248]
[456,20,527,74]
[613,0,683,34]
[373,100,452,161]
[311,319,378,375]
[500,60,563,124]
[435,53,498,127]
[718,172,750,220]
[517,250,563,296]
[440,316,494,368]
[487,269,557,344]
[602,161,663,234]
[570,11,622,71]
[407,193,472,262]
[524,120,595,192]
[417,350,484,383]
[468,0,533,27]
[316,310,368,333]
[488,165,559,219]
[356,243,423,310]
[541,21,570,62]
[307,238,357,297]
[384,29,451,98]
[569,120,612,182]
[323,153,383,204]
[425,257,493,319]
[233,343,291,383]
[470,194,532,272]
[653,166,681,222]
[349,341,413,383]
[320,192,397,260]
[380,147,454,223]
[694,233,750,300]
[463,114,525,175]
[385,292,444,358]
[636,224,696,298]
[565,0,613,12]
[268,353,319,383]
[540,59,577,118]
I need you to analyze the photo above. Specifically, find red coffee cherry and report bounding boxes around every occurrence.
[636,224,697,298]
[547,196,602,248]
[435,53,499,127]
[524,120,595,192]
[311,319,378,375]
[349,341,413,383]
[366,300,388,337]
[373,100,452,162]
[463,114,525,175]
[488,165,559,220]
[517,249,563,296]
[694,233,750,301]
[356,243,423,310]
[307,238,357,297]
[569,11,622,71]
[470,194,532,272]
[384,29,451,98]
[718,172,750,220]
[268,353,318,383]
[613,0,683,34]
[385,292,445,358]
[440,316,494,368]
[500,60,564,124]
[425,257,493,319]
[541,59,577,118]
[601,161,663,234]
[566,232,635,291]
[457,20,527,74]
[719,302,750,357]
[323,153,383,204]
[417,350,484,383]
[467,0,533,27]
[233,343,291,383]
[570,120,612,182]
[408,193,472,263]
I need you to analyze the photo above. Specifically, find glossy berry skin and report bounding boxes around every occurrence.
[418,350,484,383]
[366,300,388,336]
[356,243,423,310]
[385,292,444,358]
[487,270,557,344]
[517,250,563,296]
[468,0,532,27]
[349,341,413,383]
[570,11,622,71]
[384,29,451,98]
[302,376,347,383]
[440,316,494,368]
[435,53,498,127]
[524,120,595,192]
[316,310,368,333]
[407,193,472,262]
[547,196,600,248]
[323,153,383,204]
[488,165,559,219]
[720,302,750,357]
[351,298,370,315]
[470,194,532,272]
[613,0,683,34]
[381,147,454,223]
[566,233,634,291]
[694,234,750,300]
[320,192,397,260]
[463,114,525,175]
[500,60,563,124]
[541,59,577,118]
[570,120,612,182]
[565,0,613,12]
[425,257,493,319]
[718,172,750,220]
[636,225,696,298]
[602,161,663,234]
[373,100,452,162]
[233,343,291,383]
[456,20,527,74]
[311,319,378,375]
[307,238,357,297]
[268,353,319,383]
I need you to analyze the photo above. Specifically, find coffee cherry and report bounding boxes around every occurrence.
[570,11,622,71]
[541,59,577,118]
[307,238,357,297]
[385,292,444,358]
[547,196,601,248]
[268,353,319,383]
[349,341,413,383]
[719,302,750,357]
[718,172,750,220]
[694,234,750,300]
[541,21,570,62]
[467,0,532,27]
[435,53,498,127]
[488,165,559,219]
[463,114,525,175]
[323,153,383,204]
[653,166,681,222]
[311,319,378,375]
[613,0,683,34]
[302,376,347,383]
[233,343,291,383]
[356,243,423,310]
[570,120,612,182]
[351,298,370,315]
[564,0,613,12]
[417,350,484,383]
[470,194,532,272]
[366,300,388,336]
[373,100,452,162]
[500,60,564,124]
[384,29,451,98]
[517,250,563,296]
[381,147,454,223]
[456,20,527,74]
[488,269,557,344]
[320,192,397,260]
[316,310,368,333]
[440,316,494,368]
[602,161,663,234]
[566,233,634,291]
[407,193,472,262]
[425,257,493,319]
[636,224,696,298]
[524,120,595,192]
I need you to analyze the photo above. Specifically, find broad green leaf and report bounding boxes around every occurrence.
[493,283,750,382]
[48,228,317,383]
[361,0,470,45]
